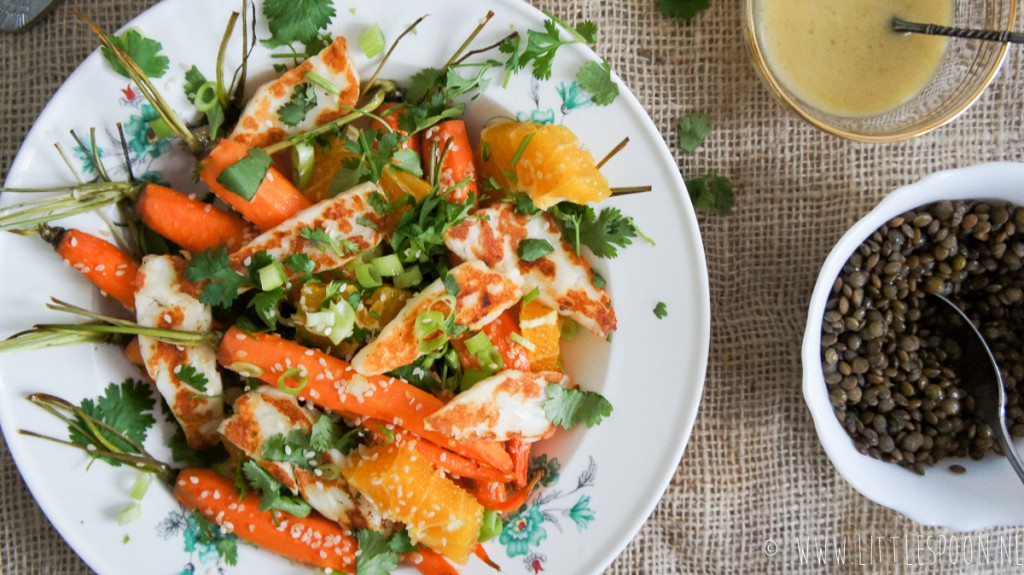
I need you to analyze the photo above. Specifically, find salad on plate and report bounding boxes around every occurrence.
[0,2,654,573]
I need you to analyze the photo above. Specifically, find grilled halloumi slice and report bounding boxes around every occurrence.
[444,202,617,336]
[219,388,382,531]
[424,370,569,442]
[230,182,386,277]
[229,36,360,148]
[135,255,223,450]
[351,261,523,376]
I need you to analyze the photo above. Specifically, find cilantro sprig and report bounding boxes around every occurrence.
[242,460,312,518]
[102,29,169,79]
[261,0,336,58]
[657,0,711,21]
[552,203,652,259]
[355,529,418,575]
[543,384,613,429]
[576,59,619,106]
[277,83,318,127]
[686,170,734,214]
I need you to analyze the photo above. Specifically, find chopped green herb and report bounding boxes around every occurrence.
[592,273,606,288]
[657,0,711,21]
[216,148,272,201]
[242,460,312,517]
[443,273,460,296]
[553,203,647,258]
[69,379,156,463]
[686,170,734,214]
[355,529,401,575]
[262,430,315,469]
[284,253,316,277]
[190,511,238,565]
[277,83,318,127]
[186,246,251,308]
[654,301,668,319]
[543,384,613,429]
[576,59,619,106]
[249,288,286,329]
[677,111,711,153]
[262,0,336,46]
[175,364,209,392]
[518,238,554,262]
[102,29,169,79]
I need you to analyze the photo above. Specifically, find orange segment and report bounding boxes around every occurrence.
[341,442,484,564]
[477,122,610,209]
[304,135,358,202]
[519,300,561,372]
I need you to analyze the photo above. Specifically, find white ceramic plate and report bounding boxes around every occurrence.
[0,0,710,573]
[803,162,1024,530]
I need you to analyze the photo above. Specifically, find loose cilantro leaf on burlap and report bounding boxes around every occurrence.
[677,111,711,153]
[686,170,734,214]
[657,0,711,21]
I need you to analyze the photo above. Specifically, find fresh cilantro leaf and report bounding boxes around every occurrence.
[677,111,711,153]
[574,20,599,44]
[175,364,209,392]
[205,103,226,140]
[309,415,342,452]
[355,529,400,575]
[284,253,316,277]
[186,246,252,308]
[242,460,312,517]
[183,66,225,138]
[654,301,668,319]
[390,191,472,284]
[300,226,335,251]
[216,148,272,201]
[69,379,156,460]
[443,273,460,296]
[278,83,318,127]
[512,193,539,215]
[657,0,711,20]
[518,239,554,262]
[445,65,492,101]
[356,215,379,231]
[262,0,336,46]
[686,170,734,214]
[245,251,277,286]
[183,66,206,98]
[576,60,619,106]
[102,29,169,79]
[404,67,444,105]
[577,206,639,258]
[218,538,239,566]
[262,430,314,469]
[391,148,424,177]
[521,20,566,80]
[592,272,607,288]
[249,288,286,330]
[167,423,228,467]
[368,191,392,215]
[543,384,613,429]
[335,426,369,455]
[190,511,238,566]
[389,529,417,553]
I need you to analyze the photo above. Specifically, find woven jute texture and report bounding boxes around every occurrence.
[4,0,1024,573]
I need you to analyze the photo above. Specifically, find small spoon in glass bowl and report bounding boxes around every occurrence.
[0,0,60,32]
[926,292,1024,486]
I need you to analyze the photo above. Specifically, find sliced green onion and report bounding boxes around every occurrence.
[419,333,448,353]
[292,141,316,190]
[130,472,153,501]
[355,263,383,288]
[464,332,495,356]
[359,23,386,58]
[523,287,541,306]
[327,299,357,345]
[277,367,309,395]
[510,332,536,352]
[460,369,490,392]
[478,509,503,542]
[258,261,287,291]
[415,310,447,339]
[510,132,535,167]
[379,426,395,444]
[147,118,175,141]
[317,463,341,481]
[370,254,404,277]
[117,502,142,526]
[560,318,578,341]
[194,81,219,112]
[227,361,264,378]
[305,310,336,333]
[478,348,504,371]
[393,265,422,290]
[304,70,341,95]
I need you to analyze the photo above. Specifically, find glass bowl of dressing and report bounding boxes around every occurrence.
[744,0,1017,142]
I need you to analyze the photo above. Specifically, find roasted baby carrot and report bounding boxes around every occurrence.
[507,438,531,490]
[218,326,513,472]
[453,310,531,372]
[421,120,478,203]
[124,336,144,369]
[48,227,139,311]
[136,184,257,254]
[473,472,544,513]
[174,467,357,572]
[200,139,312,231]
[402,547,460,575]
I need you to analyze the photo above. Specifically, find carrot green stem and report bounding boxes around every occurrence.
[216,11,241,110]
[0,328,120,355]
[0,182,141,232]
[44,298,220,346]
[444,11,495,71]
[453,31,518,66]
[596,137,629,170]
[610,186,653,196]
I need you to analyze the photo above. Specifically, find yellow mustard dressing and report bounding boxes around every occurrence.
[758,0,953,117]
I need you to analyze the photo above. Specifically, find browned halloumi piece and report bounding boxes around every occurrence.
[229,36,360,148]
[219,388,381,531]
[135,255,223,450]
[444,202,617,336]
[424,370,568,442]
[351,261,523,376]
[230,182,386,277]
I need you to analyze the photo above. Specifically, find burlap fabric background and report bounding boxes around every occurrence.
[3,0,1024,573]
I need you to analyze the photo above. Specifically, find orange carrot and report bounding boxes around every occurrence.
[403,547,460,575]
[124,336,144,368]
[200,139,313,231]
[377,103,422,156]
[474,472,544,513]
[507,438,531,490]
[474,544,501,571]
[136,184,258,254]
[363,417,513,482]
[453,310,531,372]
[218,326,513,472]
[174,467,357,572]
[421,120,478,203]
[52,228,139,311]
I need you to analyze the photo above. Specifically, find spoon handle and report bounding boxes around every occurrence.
[891,18,1024,45]
[991,419,1024,487]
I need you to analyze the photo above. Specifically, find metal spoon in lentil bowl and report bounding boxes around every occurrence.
[928,291,1024,486]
